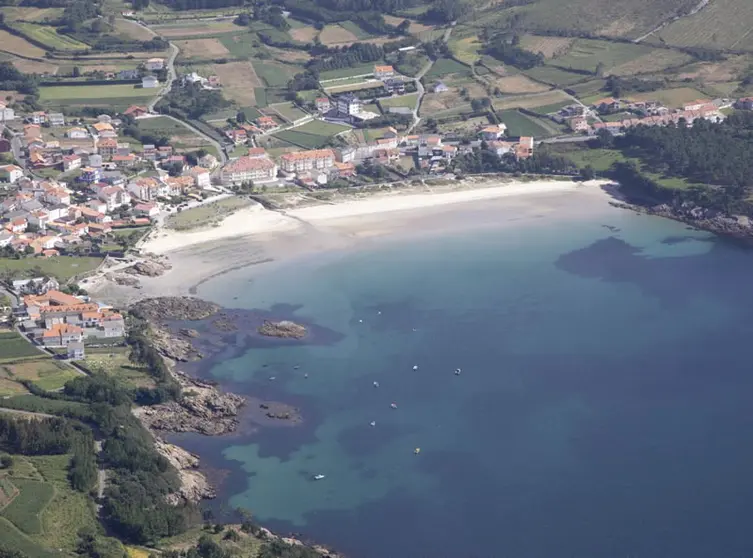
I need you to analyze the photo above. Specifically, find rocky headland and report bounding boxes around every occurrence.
[611,199,753,241]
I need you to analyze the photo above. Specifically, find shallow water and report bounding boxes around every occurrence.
[175,202,753,558]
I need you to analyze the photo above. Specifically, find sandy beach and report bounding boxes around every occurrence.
[87,179,614,305]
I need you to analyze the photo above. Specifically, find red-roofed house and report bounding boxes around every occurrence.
[221,156,278,184]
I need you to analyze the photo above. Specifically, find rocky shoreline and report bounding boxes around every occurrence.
[610,199,753,241]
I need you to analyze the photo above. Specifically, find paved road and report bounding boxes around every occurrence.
[94,440,107,505]
[406,26,454,134]
[147,42,179,112]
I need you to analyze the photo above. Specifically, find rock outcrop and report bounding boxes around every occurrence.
[258,320,307,339]
[127,259,173,277]
[134,372,244,435]
[132,296,220,323]
[154,439,215,503]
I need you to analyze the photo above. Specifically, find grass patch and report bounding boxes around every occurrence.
[552,38,653,73]
[252,61,297,88]
[1,479,54,535]
[448,36,484,65]
[379,93,418,109]
[269,102,308,122]
[530,101,572,114]
[15,23,88,51]
[424,58,472,79]
[272,130,330,148]
[81,347,154,389]
[136,116,193,136]
[40,84,156,102]
[0,333,40,363]
[0,517,56,558]
[319,63,377,81]
[166,196,252,231]
[292,119,350,135]
[523,65,588,86]
[338,20,372,39]
[497,109,551,137]
[0,358,80,391]
[0,256,102,282]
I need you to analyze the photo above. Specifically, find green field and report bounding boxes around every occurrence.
[294,119,350,135]
[338,20,372,39]
[272,130,329,148]
[252,61,297,88]
[658,0,753,50]
[379,93,419,109]
[0,357,80,392]
[136,116,193,135]
[550,38,653,73]
[497,109,552,137]
[523,65,589,87]
[82,347,155,389]
[424,58,473,79]
[269,102,309,122]
[15,22,89,51]
[217,32,265,59]
[1,479,54,535]
[0,332,41,363]
[0,517,56,558]
[0,256,102,281]
[40,84,157,103]
[530,101,572,114]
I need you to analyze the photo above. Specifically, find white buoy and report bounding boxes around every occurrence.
[370,421,376,427]
[454,368,461,375]
[377,311,382,315]
[412,365,419,371]
[373,381,379,387]
[359,319,363,323]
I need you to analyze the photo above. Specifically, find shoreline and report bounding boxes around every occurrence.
[86,178,612,306]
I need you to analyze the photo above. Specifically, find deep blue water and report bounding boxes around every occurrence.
[174,205,753,558]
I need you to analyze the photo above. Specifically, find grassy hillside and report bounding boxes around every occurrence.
[469,0,698,40]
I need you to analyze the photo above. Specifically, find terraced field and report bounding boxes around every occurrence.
[658,0,753,50]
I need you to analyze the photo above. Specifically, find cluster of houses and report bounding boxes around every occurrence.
[218,122,534,186]
[556,97,730,135]
[14,284,125,357]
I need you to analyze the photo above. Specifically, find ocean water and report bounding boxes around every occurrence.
[176,203,753,558]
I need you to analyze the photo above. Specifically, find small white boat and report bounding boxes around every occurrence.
[370,421,376,427]
[373,381,380,388]
[358,319,363,323]
[412,365,419,371]
[377,311,382,315]
[454,368,461,375]
[304,373,309,378]
[269,376,276,381]
[314,474,326,480]
[390,402,398,409]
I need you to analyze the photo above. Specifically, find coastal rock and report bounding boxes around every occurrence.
[128,259,172,277]
[107,273,141,287]
[134,372,245,435]
[154,438,216,504]
[150,326,201,361]
[132,296,220,323]
[179,328,200,338]
[258,320,307,339]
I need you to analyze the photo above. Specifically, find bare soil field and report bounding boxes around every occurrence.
[421,91,465,113]
[319,24,359,45]
[520,35,575,58]
[0,90,23,103]
[153,21,241,37]
[0,29,46,58]
[114,19,155,41]
[675,54,751,83]
[488,74,550,94]
[211,61,261,105]
[289,26,319,42]
[1,7,63,21]
[609,49,693,76]
[176,38,230,58]
[267,45,310,63]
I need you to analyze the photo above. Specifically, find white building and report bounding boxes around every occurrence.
[0,164,24,183]
[0,103,15,122]
[142,76,159,89]
[279,149,335,174]
[145,58,165,71]
[220,156,278,184]
[189,166,211,189]
[336,94,362,117]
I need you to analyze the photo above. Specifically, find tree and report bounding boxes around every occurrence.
[236,111,246,124]
[579,165,595,181]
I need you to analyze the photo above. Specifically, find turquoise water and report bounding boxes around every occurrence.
[178,206,753,558]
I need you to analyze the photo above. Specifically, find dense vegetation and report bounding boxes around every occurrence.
[156,82,231,119]
[0,62,38,95]
[604,75,665,98]
[485,35,544,70]
[619,113,753,189]
[452,144,577,175]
